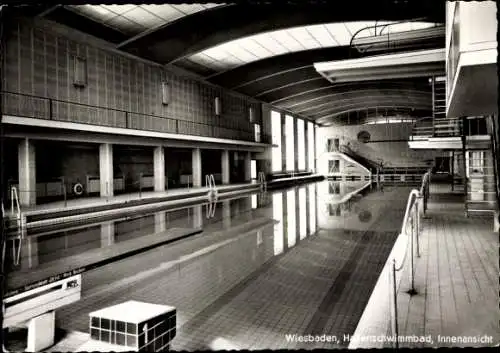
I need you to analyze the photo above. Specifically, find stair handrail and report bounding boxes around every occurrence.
[389,188,421,348]
[389,167,431,348]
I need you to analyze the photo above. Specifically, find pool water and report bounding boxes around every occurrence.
[6,180,413,350]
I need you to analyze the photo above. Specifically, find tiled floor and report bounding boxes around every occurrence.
[352,182,499,348]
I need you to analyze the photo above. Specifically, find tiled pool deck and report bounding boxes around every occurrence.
[351,182,499,348]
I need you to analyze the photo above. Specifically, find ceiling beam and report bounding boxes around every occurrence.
[292,89,431,113]
[302,96,431,117]
[316,104,431,124]
[36,5,62,18]
[118,2,444,65]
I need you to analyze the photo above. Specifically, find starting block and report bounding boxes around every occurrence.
[77,300,176,352]
[3,275,82,352]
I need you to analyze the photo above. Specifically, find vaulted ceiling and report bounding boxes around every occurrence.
[11,1,446,126]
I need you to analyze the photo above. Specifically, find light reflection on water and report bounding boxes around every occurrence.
[4,179,415,351]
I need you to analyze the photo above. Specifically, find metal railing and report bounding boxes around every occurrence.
[1,91,270,144]
[389,169,430,348]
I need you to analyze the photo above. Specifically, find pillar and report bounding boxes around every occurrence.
[221,149,230,184]
[192,148,202,188]
[154,146,165,192]
[294,117,299,172]
[305,122,310,172]
[244,151,252,182]
[18,138,36,206]
[281,114,287,171]
[99,143,113,197]
[155,211,166,234]
[100,221,115,247]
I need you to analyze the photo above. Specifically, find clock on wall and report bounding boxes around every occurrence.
[357,131,371,143]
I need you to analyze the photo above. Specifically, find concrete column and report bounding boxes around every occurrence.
[155,211,167,233]
[281,114,287,171]
[294,117,299,172]
[18,138,36,206]
[222,200,231,229]
[304,122,310,172]
[244,151,252,182]
[192,148,202,188]
[154,146,165,192]
[192,205,203,228]
[100,221,115,247]
[221,149,230,184]
[99,143,114,197]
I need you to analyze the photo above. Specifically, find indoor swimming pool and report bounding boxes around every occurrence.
[5,180,414,350]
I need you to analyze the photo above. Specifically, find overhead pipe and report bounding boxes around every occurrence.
[349,17,439,54]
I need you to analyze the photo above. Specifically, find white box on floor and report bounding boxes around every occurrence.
[85,301,176,352]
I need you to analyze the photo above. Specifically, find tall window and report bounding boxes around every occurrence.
[308,122,315,172]
[271,111,282,172]
[297,119,305,170]
[286,115,295,171]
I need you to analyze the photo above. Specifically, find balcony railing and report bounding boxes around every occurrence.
[1,91,270,144]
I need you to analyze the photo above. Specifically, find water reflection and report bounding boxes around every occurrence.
[5,185,321,293]
[286,190,297,248]
[317,180,396,230]
[309,183,317,235]
[299,188,307,240]
[272,193,284,256]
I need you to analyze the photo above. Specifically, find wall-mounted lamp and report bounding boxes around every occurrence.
[161,81,170,105]
[215,97,221,115]
[249,106,255,123]
[73,56,87,87]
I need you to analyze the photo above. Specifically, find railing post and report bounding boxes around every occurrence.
[175,120,179,134]
[416,200,421,258]
[125,112,129,129]
[392,259,399,348]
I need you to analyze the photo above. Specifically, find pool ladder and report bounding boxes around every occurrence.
[205,174,218,199]
[2,187,23,269]
[205,174,218,218]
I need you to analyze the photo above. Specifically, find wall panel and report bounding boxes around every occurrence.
[3,19,270,142]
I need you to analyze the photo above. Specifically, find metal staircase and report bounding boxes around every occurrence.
[339,145,380,173]
[465,149,498,216]
[432,76,446,122]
